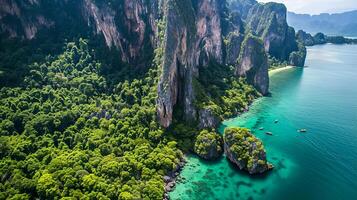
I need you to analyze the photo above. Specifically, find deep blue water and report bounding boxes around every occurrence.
[170,44,357,200]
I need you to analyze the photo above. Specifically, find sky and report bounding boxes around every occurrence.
[258,0,357,14]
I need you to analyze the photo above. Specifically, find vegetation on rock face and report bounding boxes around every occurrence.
[268,56,288,70]
[194,62,260,120]
[0,40,183,199]
[194,130,223,160]
[236,34,269,95]
[245,1,299,62]
[223,127,273,174]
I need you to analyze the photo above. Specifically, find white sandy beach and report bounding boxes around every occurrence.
[269,65,295,76]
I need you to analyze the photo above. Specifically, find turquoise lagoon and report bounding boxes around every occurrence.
[170,44,357,200]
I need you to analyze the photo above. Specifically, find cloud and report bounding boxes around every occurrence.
[258,0,357,14]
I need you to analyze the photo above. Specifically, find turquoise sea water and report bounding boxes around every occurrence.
[170,44,357,200]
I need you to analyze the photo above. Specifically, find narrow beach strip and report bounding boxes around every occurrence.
[269,65,294,76]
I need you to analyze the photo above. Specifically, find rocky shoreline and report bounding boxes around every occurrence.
[163,158,187,200]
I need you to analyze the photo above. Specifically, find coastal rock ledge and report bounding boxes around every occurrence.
[224,127,273,174]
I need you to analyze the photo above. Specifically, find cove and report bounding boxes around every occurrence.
[170,44,357,200]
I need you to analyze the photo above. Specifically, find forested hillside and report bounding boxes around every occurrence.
[0,39,186,199]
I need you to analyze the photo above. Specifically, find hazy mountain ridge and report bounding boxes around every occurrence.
[288,10,357,36]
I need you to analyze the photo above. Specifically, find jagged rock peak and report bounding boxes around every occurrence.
[296,30,315,46]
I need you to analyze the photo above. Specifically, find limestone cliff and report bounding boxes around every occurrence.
[0,0,160,66]
[229,0,304,66]
[289,42,307,67]
[236,35,269,95]
[296,30,315,46]
[0,0,307,128]
[157,0,224,127]
[246,2,298,61]
[0,0,54,39]
[228,0,256,19]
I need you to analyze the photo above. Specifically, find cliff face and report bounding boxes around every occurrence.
[0,0,307,128]
[246,2,298,61]
[296,30,315,46]
[156,0,198,127]
[0,0,54,39]
[229,0,305,67]
[289,42,306,67]
[0,0,160,66]
[157,0,224,127]
[83,0,160,64]
[228,0,256,19]
[236,35,269,95]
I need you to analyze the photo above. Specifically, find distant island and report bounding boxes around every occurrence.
[296,30,357,46]
[288,10,357,37]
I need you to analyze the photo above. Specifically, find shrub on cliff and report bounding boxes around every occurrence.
[223,127,273,174]
[194,130,223,160]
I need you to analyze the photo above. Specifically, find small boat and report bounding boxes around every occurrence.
[274,120,279,123]
[259,127,264,130]
[265,132,273,136]
[298,129,307,133]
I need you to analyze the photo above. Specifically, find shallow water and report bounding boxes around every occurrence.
[170,44,357,200]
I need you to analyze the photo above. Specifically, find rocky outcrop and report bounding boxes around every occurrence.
[289,42,306,67]
[0,0,160,66]
[156,0,196,127]
[225,32,244,65]
[198,108,220,129]
[230,0,305,67]
[246,2,298,61]
[194,130,223,160]
[296,30,314,46]
[224,127,273,174]
[157,0,224,128]
[228,0,256,20]
[236,35,269,95]
[82,0,160,65]
[0,0,54,39]
[313,32,327,45]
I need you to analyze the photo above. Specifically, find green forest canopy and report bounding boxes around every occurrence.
[0,38,258,199]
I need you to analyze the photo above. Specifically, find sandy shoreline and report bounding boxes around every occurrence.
[269,65,295,76]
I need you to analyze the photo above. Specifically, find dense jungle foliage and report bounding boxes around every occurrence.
[0,37,259,199]
[0,39,183,200]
